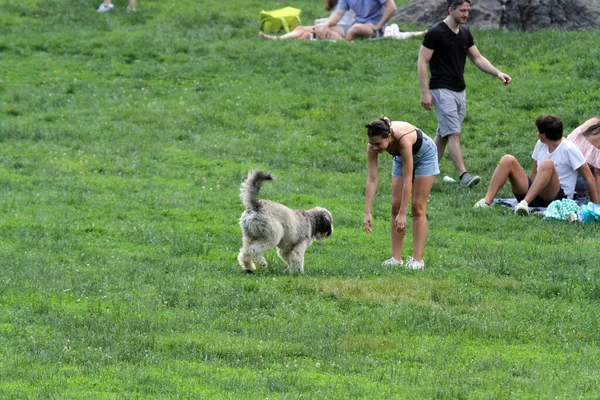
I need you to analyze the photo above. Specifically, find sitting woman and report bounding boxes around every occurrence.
[567,116,600,198]
[364,117,439,270]
[260,0,354,40]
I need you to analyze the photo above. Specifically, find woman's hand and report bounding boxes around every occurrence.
[394,213,407,233]
[364,213,373,233]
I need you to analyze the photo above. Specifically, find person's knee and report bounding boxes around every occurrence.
[391,201,402,215]
[538,159,555,171]
[499,154,518,167]
[411,202,427,218]
[500,154,517,162]
[345,25,369,41]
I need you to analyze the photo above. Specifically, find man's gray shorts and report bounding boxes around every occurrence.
[431,88,466,137]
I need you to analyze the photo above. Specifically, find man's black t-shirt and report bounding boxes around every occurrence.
[422,21,474,92]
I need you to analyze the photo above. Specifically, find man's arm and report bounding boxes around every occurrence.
[417,45,433,110]
[529,160,538,182]
[325,8,345,27]
[467,45,512,86]
[373,0,397,31]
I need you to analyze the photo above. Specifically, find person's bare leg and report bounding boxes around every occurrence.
[260,26,311,40]
[410,176,436,262]
[390,177,405,261]
[315,24,345,40]
[483,155,529,205]
[446,133,467,176]
[259,32,280,39]
[345,24,376,41]
[434,135,447,162]
[523,159,561,204]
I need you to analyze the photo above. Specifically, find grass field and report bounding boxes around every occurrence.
[2,0,600,397]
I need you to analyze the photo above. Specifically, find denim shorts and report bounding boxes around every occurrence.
[392,132,440,178]
[431,88,466,137]
[574,164,596,198]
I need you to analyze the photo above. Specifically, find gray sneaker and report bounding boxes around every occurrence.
[460,173,481,187]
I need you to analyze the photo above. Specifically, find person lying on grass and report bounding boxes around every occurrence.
[474,114,600,215]
[364,116,439,270]
[260,0,354,40]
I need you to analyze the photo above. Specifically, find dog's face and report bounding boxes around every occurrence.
[311,207,333,240]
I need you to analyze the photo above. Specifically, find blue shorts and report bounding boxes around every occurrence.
[392,132,440,178]
[431,88,466,137]
[371,27,385,38]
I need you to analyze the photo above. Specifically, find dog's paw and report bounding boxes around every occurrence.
[256,256,268,267]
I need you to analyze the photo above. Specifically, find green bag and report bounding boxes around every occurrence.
[260,7,301,33]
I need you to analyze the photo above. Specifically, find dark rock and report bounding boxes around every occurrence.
[394,0,600,30]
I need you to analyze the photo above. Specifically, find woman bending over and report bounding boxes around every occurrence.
[364,117,439,270]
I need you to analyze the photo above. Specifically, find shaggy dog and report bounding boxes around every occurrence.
[237,169,333,274]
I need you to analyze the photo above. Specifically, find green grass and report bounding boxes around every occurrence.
[2,0,600,397]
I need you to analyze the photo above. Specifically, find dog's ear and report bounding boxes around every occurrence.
[315,211,332,237]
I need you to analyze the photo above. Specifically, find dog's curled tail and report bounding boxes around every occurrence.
[240,169,275,212]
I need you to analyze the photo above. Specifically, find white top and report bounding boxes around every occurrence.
[531,139,586,199]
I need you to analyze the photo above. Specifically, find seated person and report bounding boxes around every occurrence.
[315,0,397,41]
[260,0,354,40]
[473,115,599,215]
[567,116,600,198]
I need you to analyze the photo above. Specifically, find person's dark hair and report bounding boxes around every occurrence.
[366,116,391,138]
[448,0,471,9]
[582,122,600,138]
[582,117,600,140]
[325,0,339,12]
[535,114,563,140]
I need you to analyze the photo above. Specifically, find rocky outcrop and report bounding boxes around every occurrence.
[394,0,600,30]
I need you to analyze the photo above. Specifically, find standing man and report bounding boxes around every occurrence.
[417,0,511,187]
[315,0,397,41]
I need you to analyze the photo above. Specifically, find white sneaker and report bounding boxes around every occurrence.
[97,3,114,12]
[473,198,490,208]
[382,257,403,266]
[406,257,424,270]
[514,200,530,215]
